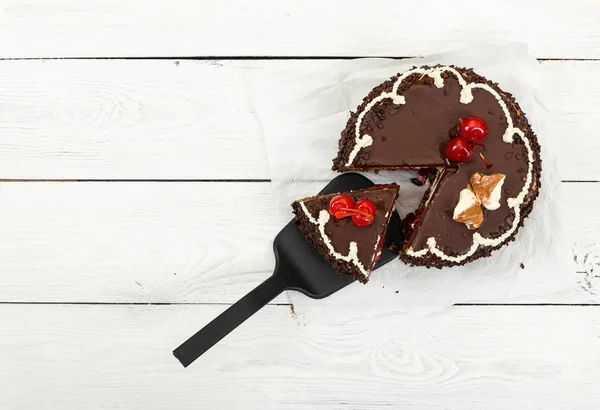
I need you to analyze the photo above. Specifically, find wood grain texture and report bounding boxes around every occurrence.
[1,2,598,407]
[0,181,284,304]
[0,0,599,58]
[0,59,598,180]
[0,181,595,303]
[543,61,600,182]
[0,304,599,409]
[0,59,269,180]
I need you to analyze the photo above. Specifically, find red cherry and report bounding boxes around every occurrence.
[459,116,488,143]
[446,137,473,163]
[351,199,376,227]
[329,195,354,219]
[328,196,377,226]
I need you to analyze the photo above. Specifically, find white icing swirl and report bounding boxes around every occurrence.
[345,66,535,263]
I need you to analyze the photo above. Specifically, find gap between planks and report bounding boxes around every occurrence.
[0,179,272,183]
[0,56,600,61]
[0,179,596,183]
[0,299,592,306]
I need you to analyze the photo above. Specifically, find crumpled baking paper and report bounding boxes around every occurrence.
[254,43,577,315]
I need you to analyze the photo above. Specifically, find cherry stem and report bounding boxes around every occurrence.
[473,146,493,169]
[339,207,374,220]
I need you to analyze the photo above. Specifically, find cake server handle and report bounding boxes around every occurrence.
[173,271,289,368]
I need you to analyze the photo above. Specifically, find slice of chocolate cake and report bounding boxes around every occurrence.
[333,65,541,268]
[292,184,399,283]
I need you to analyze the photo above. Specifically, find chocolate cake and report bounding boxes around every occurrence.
[332,65,541,268]
[292,184,400,282]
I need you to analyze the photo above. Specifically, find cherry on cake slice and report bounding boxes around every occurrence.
[292,184,399,283]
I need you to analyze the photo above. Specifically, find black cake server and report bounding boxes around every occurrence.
[173,172,402,367]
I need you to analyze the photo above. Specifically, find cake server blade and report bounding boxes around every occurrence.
[173,172,403,367]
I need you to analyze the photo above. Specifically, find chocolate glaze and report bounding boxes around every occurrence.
[292,184,399,282]
[357,79,461,167]
[333,66,541,267]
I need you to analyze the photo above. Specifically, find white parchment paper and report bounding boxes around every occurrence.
[255,43,577,314]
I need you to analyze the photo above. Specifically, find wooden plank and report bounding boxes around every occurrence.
[0,181,283,304]
[543,60,600,181]
[0,181,595,303]
[0,59,269,180]
[0,0,599,58]
[0,59,597,180]
[0,304,599,409]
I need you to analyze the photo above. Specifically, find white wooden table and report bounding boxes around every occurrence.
[1,1,599,408]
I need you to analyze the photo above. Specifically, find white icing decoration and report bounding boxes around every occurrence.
[424,237,480,263]
[368,210,390,266]
[344,66,534,263]
[483,175,505,211]
[299,202,369,277]
[405,247,428,257]
[346,133,373,167]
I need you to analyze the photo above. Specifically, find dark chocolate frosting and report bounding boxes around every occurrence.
[293,185,399,280]
[333,66,541,267]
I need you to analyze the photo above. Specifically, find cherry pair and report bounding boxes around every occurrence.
[328,195,376,227]
[446,116,492,168]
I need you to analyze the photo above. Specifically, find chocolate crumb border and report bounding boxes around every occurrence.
[332,65,542,268]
